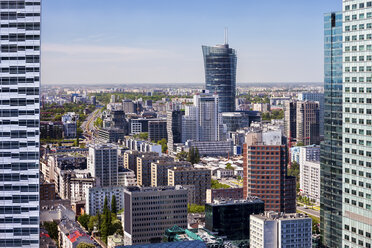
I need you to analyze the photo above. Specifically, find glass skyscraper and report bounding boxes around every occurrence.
[342,1,372,248]
[202,43,237,113]
[0,0,40,247]
[320,11,343,248]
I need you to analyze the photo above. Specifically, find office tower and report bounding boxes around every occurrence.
[86,186,125,216]
[250,212,312,248]
[202,42,237,113]
[204,198,265,241]
[87,143,118,186]
[0,1,41,247]
[122,186,188,245]
[182,105,198,142]
[148,119,167,142]
[167,110,183,154]
[243,131,296,213]
[193,92,220,141]
[298,92,325,136]
[299,146,321,203]
[150,161,191,187]
[168,167,211,204]
[342,1,372,248]
[320,11,343,248]
[136,154,173,187]
[284,100,320,145]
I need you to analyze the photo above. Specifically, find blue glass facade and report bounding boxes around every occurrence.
[202,44,237,113]
[320,12,343,248]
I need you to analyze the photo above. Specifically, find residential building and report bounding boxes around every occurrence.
[40,121,64,139]
[87,143,118,186]
[168,167,211,204]
[151,161,192,187]
[58,219,94,248]
[341,2,372,248]
[148,119,167,142]
[298,92,325,136]
[118,167,137,186]
[86,186,125,216]
[206,188,244,203]
[124,138,162,156]
[167,110,183,154]
[250,212,312,248]
[97,128,125,143]
[252,103,271,113]
[40,182,56,201]
[184,140,233,157]
[243,131,296,213]
[122,186,188,245]
[299,146,320,203]
[124,150,145,175]
[205,198,265,241]
[202,42,237,113]
[320,11,344,247]
[182,106,198,142]
[137,154,173,186]
[0,1,41,246]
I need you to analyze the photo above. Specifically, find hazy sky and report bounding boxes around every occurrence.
[42,0,340,85]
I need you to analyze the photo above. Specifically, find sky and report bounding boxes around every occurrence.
[41,0,341,85]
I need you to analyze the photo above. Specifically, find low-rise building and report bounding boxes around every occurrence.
[250,212,312,248]
[58,219,94,248]
[86,186,125,216]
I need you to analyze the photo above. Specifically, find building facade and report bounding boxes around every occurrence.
[320,11,344,247]
[86,186,125,216]
[0,1,41,246]
[167,110,183,154]
[202,43,237,113]
[150,161,191,187]
[148,120,167,143]
[298,92,325,136]
[206,188,244,203]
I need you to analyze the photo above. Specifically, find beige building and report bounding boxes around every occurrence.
[137,154,173,186]
[168,167,211,204]
[123,150,157,176]
[122,186,188,245]
[150,161,191,187]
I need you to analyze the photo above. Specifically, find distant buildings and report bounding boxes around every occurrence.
[122,186,188,245]
[243,130,296,213]
[250,212,312,248]
[98,128,125,143]
[87,143,118,186]
[202,42,237,113]
[124,137,162,156]
[62,112,79,138]
[205,198,265,241]
[118,167,137,186]
[168,167,211,204]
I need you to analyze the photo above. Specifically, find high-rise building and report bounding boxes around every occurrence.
[299,146,320,203]
[167,110,183,154]
[122,186,188,245]
[202,42,237,113]
[168,167,211,204]
[136,154,173,187]
[0,1,41,246]
[298,92,325,136]
[341,1,372,248]
[87,143,118,187]
[150,161,191,187]
[205,198,265,241]
[320,11,343,248]
[250,212,312,248]
[148,119,167,143]
[243,131,296,213]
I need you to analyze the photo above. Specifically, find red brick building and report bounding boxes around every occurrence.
[243,131,296,213]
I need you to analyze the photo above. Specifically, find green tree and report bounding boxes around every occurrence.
[111,195,117,214]
[88,215,98,232]
[211,179,230,189]
[43,221,58,241]
[101,196,112,244]
[76,243,95,248]
[225,163,234,170]
[157,138,168,153]
[296,142,304,146]
[194,147,200,163]
[288,161,300,193]
[78,214,90,230]
[176,151,188,161]
[187,147,200,164]
[187,204,205,213]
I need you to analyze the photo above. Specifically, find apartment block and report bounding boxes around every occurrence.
[151,161,192,187]
[86,186,125,216]
[137,154,173,186]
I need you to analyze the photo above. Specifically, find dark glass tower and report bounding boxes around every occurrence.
[202,43,237,113]
[320,12,343,247]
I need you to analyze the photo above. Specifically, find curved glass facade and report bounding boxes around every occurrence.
[320,12,343,248]
[202,44,237,113]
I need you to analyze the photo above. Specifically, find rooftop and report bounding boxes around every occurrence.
[252,211,311,221]
[208,197,263,206]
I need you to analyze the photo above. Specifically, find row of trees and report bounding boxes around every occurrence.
[262,109,284,121]
[211,179,231,189]
[176,147,200,164]
[78,195,122,244]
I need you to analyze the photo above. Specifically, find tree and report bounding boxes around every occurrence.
[194,147,200,163]
[187,204,205,213]
[211,179,230,189]
[225,163,234,170]
[157,138,168,153]
[77,243,95,248]
[88,215,98,232]
[187,147,200,164]
[43,221,58,241]
[78,214,90,230]
[111,195,117,214]
[296,142,304,147]
[101,196,112,243]
[176,151,188,161]
[288,161,300,193]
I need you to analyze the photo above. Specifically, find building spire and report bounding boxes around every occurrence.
[224,27,228,45]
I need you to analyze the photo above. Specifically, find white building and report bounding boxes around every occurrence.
[250,212,312,248]
[86,186,125,216]
[118,168,137,186]
[252,103,270,113]
[299,146,320,202]
[0,1,41,246]
[216,168,234,179]
[87,143,118,186]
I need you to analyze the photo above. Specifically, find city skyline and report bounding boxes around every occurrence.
[42,0,340,85]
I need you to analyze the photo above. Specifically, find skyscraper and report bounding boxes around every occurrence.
[202,42,237,113]
[0,1,41,247]
[342,1,372,247]
[166,110,183,154]
[320,11,343,247]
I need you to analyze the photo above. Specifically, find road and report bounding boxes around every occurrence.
[297,206,320,219]
[82,108,101,139]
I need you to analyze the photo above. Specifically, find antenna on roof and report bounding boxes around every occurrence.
[224,27,228,45]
